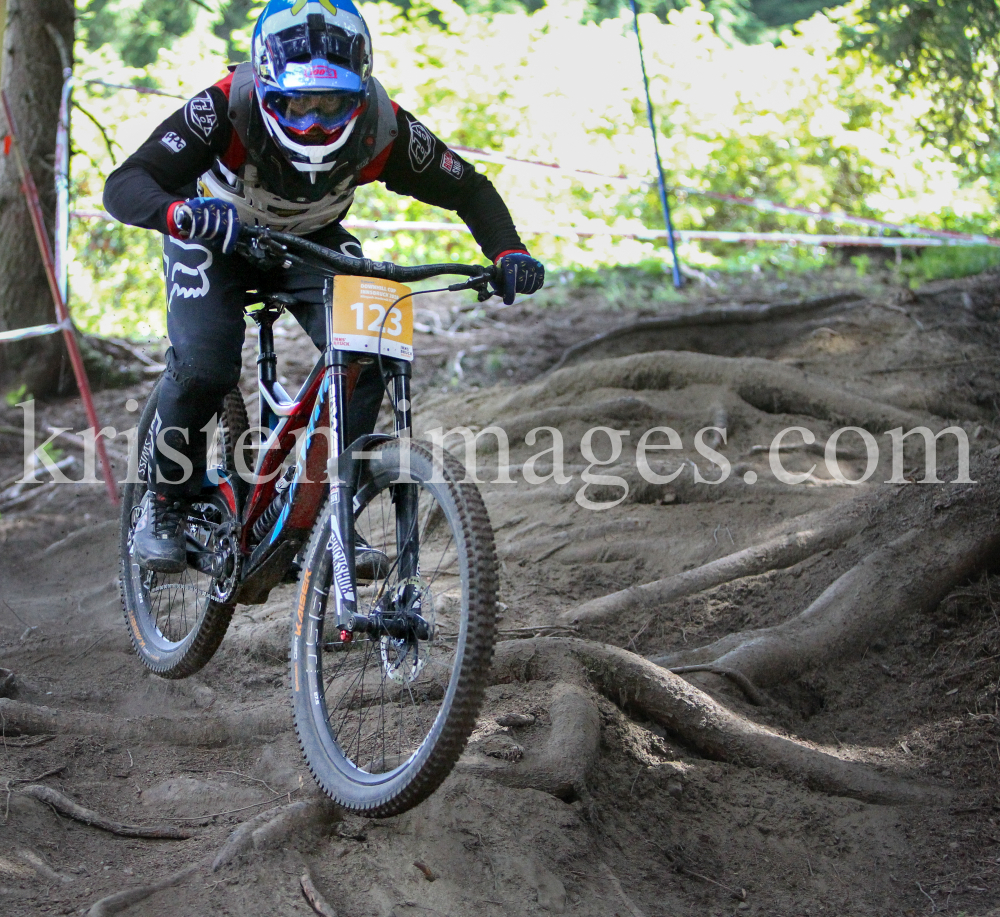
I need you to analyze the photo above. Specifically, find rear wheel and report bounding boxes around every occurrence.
[291,440,498,816]
[119,378,249,678]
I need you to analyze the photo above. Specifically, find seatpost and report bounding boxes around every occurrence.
[253,306,282,438]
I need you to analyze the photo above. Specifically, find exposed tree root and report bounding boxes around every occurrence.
[652,492,1000,686]
[300,867,338,917]
[667,664,771,706]
[562,504,867,625]
[17,848,74,885]
[21,784,193,839]
[490,637,946,805]
[459,682,600,800]
[548,294,863,373]
[512,349,936,434]
[87,864,200,917]
[0,698,288,746]
[211,797,337,871]
[77,799,337,915]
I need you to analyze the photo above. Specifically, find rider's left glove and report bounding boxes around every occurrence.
[168,197,241,255]
[494,251,545,305]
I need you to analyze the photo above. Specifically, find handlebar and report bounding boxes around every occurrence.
[235,224,497,295]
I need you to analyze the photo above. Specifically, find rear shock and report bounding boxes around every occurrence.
[252,467,294,542]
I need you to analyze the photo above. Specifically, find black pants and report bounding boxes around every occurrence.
[154,224,384,496]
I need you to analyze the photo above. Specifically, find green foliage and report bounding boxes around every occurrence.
[79,0,198,69]
[69,217,167,339]
[435,0,835,40]
[4,383,29,408]
[752,0,835,27]
[850,253,869,277]
[65,0,1000,339]
[78,0,259,69]
[213,0,264,62]
[900,245,1000,287]
[841,0,1000,179]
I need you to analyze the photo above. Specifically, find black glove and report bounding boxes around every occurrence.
[494,251,544,305]
[170,197,241,255]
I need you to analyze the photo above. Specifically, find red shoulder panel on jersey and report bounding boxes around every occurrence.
[212,73,246,170]
[357,101,401,184]
[213,72,234,97]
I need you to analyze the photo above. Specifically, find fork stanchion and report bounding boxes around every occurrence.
[1,88,119,506]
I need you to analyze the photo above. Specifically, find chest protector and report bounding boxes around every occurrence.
[198,63,398,235]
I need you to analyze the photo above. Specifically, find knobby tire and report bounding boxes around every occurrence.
[291,440,498,816]
[118,377,249,678]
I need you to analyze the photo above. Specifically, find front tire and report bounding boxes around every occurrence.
[291,440,498,816]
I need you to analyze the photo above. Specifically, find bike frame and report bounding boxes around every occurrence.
[229,277,416,613]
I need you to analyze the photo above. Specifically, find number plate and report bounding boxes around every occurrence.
[329,276,414,361]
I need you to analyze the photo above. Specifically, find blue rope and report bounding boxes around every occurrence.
[629,0,683,288]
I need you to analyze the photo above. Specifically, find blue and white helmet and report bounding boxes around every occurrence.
[251,0,373,177]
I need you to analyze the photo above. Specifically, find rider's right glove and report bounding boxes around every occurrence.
[494,250,545,305]
[168,197,241,255]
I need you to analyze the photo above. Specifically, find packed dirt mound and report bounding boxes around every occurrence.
[2,266,1000,916]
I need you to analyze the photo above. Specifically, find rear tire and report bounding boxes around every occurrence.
[119,378,249,678]
[291,440,498,816]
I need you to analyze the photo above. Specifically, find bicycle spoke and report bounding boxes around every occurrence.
[292,440,497,814]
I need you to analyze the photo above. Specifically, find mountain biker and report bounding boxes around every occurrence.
[103,0,545,573]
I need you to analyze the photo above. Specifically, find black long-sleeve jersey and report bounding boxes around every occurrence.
[103,68,528,262]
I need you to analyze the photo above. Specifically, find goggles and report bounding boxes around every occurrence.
[261,88,363,138]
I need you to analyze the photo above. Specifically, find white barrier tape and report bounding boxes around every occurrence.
[311,220,997,247]
[451,146,1000,247]
[451,145,636,188]
[0,317,71,344]
[81,78,188,100]
[71,211,985,246]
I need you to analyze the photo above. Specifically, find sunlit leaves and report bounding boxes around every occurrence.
[66,0,998,337]
[841,0,1000,176]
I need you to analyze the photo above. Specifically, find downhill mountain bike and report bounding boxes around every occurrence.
[119,226,499,815]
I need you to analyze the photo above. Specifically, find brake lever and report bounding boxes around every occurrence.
[447,273,496,303]
[238,229,291,271]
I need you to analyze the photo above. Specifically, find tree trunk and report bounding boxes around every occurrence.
[0,0,73,397]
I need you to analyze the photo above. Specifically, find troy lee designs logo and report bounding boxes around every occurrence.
[407,118,434,172]
[185,93,218,142]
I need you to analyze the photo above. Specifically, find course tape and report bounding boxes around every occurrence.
[71,211,988,247]
[0,317,71,344]
[450,147,1000,247]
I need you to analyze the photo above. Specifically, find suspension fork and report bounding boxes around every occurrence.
[324,282,357,631]
[390,363,420,586]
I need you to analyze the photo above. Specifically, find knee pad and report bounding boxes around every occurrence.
[165,346,241,397]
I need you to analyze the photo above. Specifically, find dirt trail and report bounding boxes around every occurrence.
[2,265,1000,916]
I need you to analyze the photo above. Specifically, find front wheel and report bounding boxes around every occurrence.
[291,440,499,816]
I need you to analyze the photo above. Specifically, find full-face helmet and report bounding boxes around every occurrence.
[251,0,373,178]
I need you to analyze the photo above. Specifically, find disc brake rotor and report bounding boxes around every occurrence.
[378,578,435,683]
